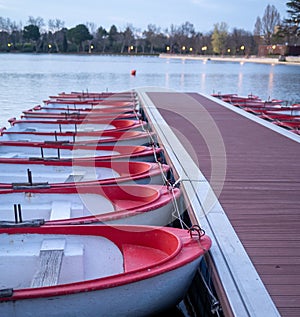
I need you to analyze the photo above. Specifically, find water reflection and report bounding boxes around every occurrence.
[268,65,275,98]
[238,65,244,93]
[200,72,206,92]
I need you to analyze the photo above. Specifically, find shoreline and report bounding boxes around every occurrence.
[159,53,300,66]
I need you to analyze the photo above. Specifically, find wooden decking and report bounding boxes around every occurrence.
[141,91,300,317]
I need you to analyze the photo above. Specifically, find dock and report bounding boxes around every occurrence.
[138,88,300,317]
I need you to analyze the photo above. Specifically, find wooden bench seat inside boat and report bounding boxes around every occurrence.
[31,239,66,287]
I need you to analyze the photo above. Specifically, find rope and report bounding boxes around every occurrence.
[198,267,222,316]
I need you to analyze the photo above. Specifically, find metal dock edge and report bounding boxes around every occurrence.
[137,88,281,317]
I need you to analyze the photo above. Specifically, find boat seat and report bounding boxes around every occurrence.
[50,201,71,220]
[31,239,66,287]
[64,174,84,183]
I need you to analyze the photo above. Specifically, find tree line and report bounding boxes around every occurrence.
[0,1,299,56]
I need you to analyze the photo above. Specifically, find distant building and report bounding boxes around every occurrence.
[258,45,300,56]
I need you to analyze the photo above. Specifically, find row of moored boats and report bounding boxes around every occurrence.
[0,90,211,316]
[212,92,300,134]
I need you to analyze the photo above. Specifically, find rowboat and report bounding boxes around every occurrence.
[259,113,300,122]
[212,93,285,108]
[0,142,161,162]
[0,224,211,316]
[262,107,300,117]
[0,160,169,187]
[0,130,154,146]
[273,120,300,130]
[51,91,135,100]
[8,119,146,133]
[44,99,136,109]
[23,105,136,115]
[47,91,135,103]
[212,93,261,103]
[0,184,180,226]
[18,112,139,121]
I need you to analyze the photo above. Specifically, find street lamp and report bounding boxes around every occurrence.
[166,45,170,53]
[201,46,207,54]
[240,45,245,55]
[189,47,193,53]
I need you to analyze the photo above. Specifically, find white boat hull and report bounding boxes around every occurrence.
[0,132,152,146]
[0,260,199,317]
[0,186,179,226]
[0,145,157,162]
[0,162,167,186]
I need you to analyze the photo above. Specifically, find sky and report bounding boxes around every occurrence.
[0,0,288,33]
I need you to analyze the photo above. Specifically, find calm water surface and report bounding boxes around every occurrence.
[0,53,299,128]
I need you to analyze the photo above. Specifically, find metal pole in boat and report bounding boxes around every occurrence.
[40,147,44,159]
[27,168,32,185]
[75,123,77,134]
[59,124,62,133]
[14,204,18,223]
[17,204,23,223]
[57,148,60,159]
[54,131,58,142]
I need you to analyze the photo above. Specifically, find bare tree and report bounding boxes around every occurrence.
[254,17,262,36]
[27,16,45,29]
[48,19,65,52]
[261,5,281,44]
[143,24,161,54]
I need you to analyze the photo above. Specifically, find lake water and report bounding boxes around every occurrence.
[0,53,299,128]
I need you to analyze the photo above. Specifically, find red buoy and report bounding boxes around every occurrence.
[131,69,136,76]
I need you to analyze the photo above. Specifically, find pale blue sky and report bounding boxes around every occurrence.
[0,0,288,33]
